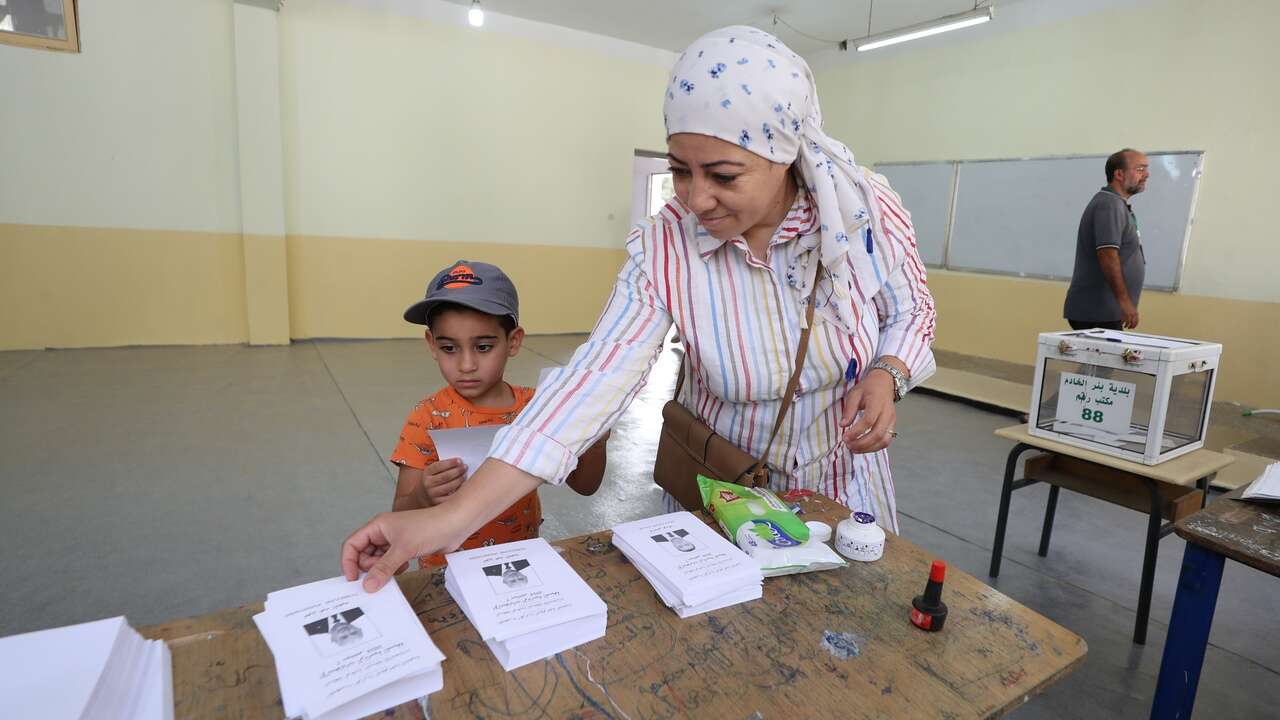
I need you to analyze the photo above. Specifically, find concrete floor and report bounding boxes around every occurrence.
[1,337,1276,718]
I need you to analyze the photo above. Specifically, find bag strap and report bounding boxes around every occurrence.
[671,261,823,486]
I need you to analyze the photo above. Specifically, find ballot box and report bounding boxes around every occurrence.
[1028,329,1222,465]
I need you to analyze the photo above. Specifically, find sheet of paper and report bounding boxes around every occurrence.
[129,641,173,720]
[1243,462,1280,502]
[0,617,126,719]
[445,538,606,643]
[253,576,444,719]
[428,426,500,480]
[1054,372,1137,438]
[0,616,171,720]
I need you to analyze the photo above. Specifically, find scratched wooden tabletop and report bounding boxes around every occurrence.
[1176,487,1280,577]
[142,494,1086,719]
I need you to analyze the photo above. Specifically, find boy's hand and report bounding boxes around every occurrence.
[421,458,467,504]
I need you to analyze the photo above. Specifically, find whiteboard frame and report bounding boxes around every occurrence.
[875,151,1204,292]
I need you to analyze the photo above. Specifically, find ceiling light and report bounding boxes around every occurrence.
[468,0,484,28]
[853,6,992,52]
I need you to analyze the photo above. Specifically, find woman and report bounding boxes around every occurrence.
[344,26,935,592]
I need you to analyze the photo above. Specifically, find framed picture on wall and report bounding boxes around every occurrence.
[1,0,80,53]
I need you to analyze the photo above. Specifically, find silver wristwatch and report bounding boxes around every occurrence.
[869,360,908,402]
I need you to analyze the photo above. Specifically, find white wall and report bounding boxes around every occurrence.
[0,0,241,233]
[815,0,1280,304]
[278,0,672,249]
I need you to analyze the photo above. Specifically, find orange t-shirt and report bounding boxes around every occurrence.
[390,384,541,567]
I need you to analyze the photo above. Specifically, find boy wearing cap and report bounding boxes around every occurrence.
[390,261,606,567]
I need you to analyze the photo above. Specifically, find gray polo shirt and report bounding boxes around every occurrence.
[1063,186,1146,321]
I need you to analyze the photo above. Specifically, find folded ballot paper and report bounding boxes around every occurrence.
[611,511,764,618]
[444,537,607,671]
[253,577,445,720]
[0,616,172,720]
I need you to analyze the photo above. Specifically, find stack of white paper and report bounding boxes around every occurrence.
[612,512,764,618]
[444,538,607,671]
[0,616,172,720]
[1243,461,1280,503]
[253,577,445,720]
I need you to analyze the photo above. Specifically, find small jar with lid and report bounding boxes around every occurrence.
[835,511,885,562]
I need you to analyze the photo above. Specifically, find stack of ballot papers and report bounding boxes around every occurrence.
[0,616,172,720]
[612,511,764,618]
[1243,461,1280,503]
[445,537,607,671]
[253,576,445,720]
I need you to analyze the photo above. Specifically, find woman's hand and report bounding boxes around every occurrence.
[839,369,898,454]
[341,507,467,592]
[343,458,545,593]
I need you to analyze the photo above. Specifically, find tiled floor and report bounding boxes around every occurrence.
[1,337,1275,718]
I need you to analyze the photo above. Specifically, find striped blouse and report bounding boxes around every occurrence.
[491,171,936,532]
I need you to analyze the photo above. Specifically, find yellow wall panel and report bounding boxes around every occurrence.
[0,224,247,349]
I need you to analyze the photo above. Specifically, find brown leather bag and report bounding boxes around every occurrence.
[653,265,820,511]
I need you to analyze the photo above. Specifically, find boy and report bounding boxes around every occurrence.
[390,261,606,567]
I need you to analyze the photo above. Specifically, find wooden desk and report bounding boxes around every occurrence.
[1150,488,1280,719]
[142,495,1085,719]
[991,425,1233,644]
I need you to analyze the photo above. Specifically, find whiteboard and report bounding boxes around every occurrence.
[947,152,1203,290]
[874,152,1202,290]
[874,162,956,266]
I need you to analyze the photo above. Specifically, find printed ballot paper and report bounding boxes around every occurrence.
[0,616,173,720]
[444,538,607,670]
[253,577,445,720]
[612,511,763,618]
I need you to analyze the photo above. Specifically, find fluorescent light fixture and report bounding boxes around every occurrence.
[468,0,484,27]
[854,6,993,52]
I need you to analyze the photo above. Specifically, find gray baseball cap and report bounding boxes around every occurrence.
[403,260,520,327]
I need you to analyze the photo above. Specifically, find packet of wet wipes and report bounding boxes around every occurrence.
[738,534,847,577]
[697,476,846,577]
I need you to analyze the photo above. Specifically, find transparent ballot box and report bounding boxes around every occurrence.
[1028,330,1221,465]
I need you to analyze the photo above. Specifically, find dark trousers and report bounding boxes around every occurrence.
[1067,319,1124,331]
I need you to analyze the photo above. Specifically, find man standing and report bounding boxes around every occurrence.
[1064,149,1149,330]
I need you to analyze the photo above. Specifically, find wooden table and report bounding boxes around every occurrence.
[990,425,1233,644]
[1150,487,1280,719]
[142,494,1086,719]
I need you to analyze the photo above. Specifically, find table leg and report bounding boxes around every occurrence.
[1038,485,1060,557]
[1150,543,1226,720]
[1134,478,1163,645]
[1197,475,1211,508]
[990,443,1031,578]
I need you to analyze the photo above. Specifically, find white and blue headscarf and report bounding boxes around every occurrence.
[664,26,890,335]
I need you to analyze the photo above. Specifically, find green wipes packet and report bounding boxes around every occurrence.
[698,475,809,546]
[698,475,846,577]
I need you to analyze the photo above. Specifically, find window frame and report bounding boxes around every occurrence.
[0,0,80,53]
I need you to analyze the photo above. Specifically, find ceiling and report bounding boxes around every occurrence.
[439,0,1012,57]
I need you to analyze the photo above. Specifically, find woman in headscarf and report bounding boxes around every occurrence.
[344,26,936,591]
